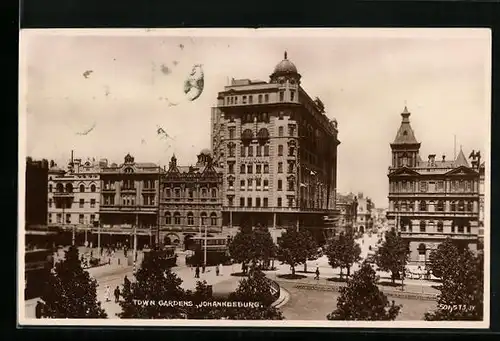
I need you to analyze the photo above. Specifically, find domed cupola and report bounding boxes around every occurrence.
[270,51,301,85]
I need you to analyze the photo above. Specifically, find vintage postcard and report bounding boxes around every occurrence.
[18,28,491,328]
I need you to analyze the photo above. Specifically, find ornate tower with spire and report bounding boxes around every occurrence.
[390,106,421,168]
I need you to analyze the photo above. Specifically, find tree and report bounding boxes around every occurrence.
[41,245,107,318]
[225,268,284,320]
[375,228,409,284]
[185,281,225,319]
[277,228,310,275]
[229,226,276,269]
[119,248,187,318]
[425,246,484,321]
[327,262,401,321]
[325,231,361,280]
[428,238,461,278]
[297,229,318,273]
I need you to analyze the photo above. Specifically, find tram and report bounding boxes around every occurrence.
[186,235,232,266]
[143,244,177,267]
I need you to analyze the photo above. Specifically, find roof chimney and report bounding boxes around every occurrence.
[442,155,446,162]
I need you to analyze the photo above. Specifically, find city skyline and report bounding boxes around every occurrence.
[20,28,491,206]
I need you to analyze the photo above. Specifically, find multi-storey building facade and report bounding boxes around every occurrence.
[99,154,162,249]
[211,52,340,244]
[335,192,358,234]
[387,106,482,265]
[356,193,374,233]
[47,155,101,245]
[159,151,223,248]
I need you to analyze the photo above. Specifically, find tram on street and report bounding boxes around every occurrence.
[186,235,232,266]
[143,244,177,267]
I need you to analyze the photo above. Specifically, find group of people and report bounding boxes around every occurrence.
[193,263,224,279]
[104,285,122,303]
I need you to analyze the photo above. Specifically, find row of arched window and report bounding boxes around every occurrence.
[400,220,471,234]
[164,212,218,226]
[393,200,475,212]
[165,187,217,199]
[50,183,97,193]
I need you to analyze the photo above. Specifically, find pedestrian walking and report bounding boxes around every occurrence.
[315,267,320,280]
[219,263,223,276]
[114,286,121,303]
[195,266,200,278]
[35,300,44,318]
[215,264,220,276]
[105,285,111,302]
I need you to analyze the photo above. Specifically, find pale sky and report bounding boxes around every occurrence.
[20,29,491,207]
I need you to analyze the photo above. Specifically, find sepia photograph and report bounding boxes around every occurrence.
[18,28,491,328]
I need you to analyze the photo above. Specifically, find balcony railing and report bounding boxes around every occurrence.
[100,205,158,212]
[53,192,74,197]
[222,206,329,213]
[387,210,478,218]
[400,231,478,240]
[121,187,137,193]
[388,192,479,197]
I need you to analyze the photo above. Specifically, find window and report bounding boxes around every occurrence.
[263,179,269,191]
[48,198,52,207]
[437,200,444,211]
[256,146,262,157]
[288,179,295,191]
[289,125,295,136]
[228,197,234,206]
[187,212,194,225]
[437,181,444,191]
[458,200,465,212]
[211,188,217,198]
[79,199,84,208]
[450,201,456,211]
[247,179,253,191]
[258,94,263,103]
[418,244,426,262]
[264,94,269,102]
[467,201,473,212]
[228,145,235,157]
[90,214,95,223]
[248,145,253,157]
[256,178,262,190]
[263,198,268,207]
[278,180,283,191]
[90,199,96,208]
[419,200,427,211]
[279,126,284,137]
[210,213,217,226]
[279,111,284,120]
[242,95,247,104]
[278,145,283,156]
[247,164,253,174]
[173,212,181,225]
[288,163,294,173]
[241,145,246,157]
[288,146,295,156]
[279,91,284,101]
[228,163,234,174]
[277,197,282,207]
[80,184,85,192]
[165,188,171,197]
[278,162,283,173]
[240,164,246,174]
[66,214,71,224]
[228,179,234,189]
[247,198,252,207]
[57,214,62,223]
[240,197,245,207]
[256,198,261,207]
[290,90,295,101]
[264,145,270,156]
[458,224,464,233]
[288,197,294,207]
[229,128,235,139]
[256,164,262,174]
[49,184,53,192]
[420,221,426,233]
[175,188,181,198]
[91,184,96,192]
[201,188,208,198]
[79,214,84,224]
[437,221,444,233]
[240,180,245,191]
[264,164,269,174]
[419,181,427,192]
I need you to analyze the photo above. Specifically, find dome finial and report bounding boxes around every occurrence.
[284,51,288,60]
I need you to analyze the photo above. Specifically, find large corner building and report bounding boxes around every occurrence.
[387,106,483,265]
[211,52,340,243]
